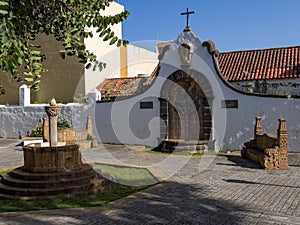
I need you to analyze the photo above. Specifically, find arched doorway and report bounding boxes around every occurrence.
[160,70,212,145]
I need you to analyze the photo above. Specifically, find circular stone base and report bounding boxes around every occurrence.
[0,144,115,199]
[0,164,115,199]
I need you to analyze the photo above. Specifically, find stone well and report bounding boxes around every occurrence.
[0,99,114,199]
[23,144,83,173]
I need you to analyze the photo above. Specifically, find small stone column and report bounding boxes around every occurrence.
[254,117,263,138]
[277,118,288,169]
[86,116,93,135]
[19,84,30,106]
[277,118,288,151]
[45,99,61,147]
[88,88,101,104]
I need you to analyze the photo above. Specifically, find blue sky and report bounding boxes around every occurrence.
[117,0,300,52]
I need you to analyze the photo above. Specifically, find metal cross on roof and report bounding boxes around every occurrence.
[180,8,195,32]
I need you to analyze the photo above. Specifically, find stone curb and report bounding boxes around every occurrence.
[0,165,21,173]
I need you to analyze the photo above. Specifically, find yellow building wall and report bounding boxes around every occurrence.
[84,2,124,94]
[0,34,84,105]
[0,2,158,104]
[120,46,128,78]
[0,1,124,105]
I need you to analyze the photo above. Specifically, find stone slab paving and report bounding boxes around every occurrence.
[0,140,299,224]
[0,139,23,169]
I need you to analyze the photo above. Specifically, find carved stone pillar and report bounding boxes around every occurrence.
[277,118,288,169]
[254,117,263,138]
[45,99,61,147]
[277,118,288,151]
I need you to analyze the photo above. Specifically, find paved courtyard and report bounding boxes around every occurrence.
[0,139,299,225]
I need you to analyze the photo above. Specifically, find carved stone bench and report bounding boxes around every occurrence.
[241,117,288,169]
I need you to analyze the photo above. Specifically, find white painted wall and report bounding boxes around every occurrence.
[84,43,158,92]
[84,2,124,95]
[83,2,159,94]
[94,31,300,152]
[95,96,160,147]
[0,101,98,139]
[126,45,158,77]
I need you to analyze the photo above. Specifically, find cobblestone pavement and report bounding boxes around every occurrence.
[0,139,23,169]
[0,140,299,225]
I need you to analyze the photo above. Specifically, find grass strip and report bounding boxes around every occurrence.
[94,163,158,186]
[0,165,157,213]
[0,184,147,213]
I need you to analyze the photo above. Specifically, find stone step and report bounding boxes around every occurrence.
[161,139,209,152]
[1,172,100,189]
[0,181,114,200]
[0,177,113,198]
[174,144,208,151]
[10,164,94,181]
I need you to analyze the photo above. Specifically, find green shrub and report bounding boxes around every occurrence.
[32,100,44,104]
[57,118,71,131]
[29,118,71,136]
[73,93,86,103]
[29,124,43,137]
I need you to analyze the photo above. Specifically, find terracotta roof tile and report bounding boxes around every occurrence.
[97,65,160,100]
[98,46,300,100]
[218,46,300,82]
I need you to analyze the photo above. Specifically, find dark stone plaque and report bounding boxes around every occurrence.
[221,100,238,108]
[140,101,153,109]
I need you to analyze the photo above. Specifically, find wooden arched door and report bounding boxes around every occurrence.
[167,77,206,141]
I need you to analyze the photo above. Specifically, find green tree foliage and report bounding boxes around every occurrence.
[0,0,129,94]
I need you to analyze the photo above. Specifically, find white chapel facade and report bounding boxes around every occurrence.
[95,24,300,152]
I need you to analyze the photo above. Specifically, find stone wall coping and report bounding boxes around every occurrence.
[22,137,43,141]
[65,103,85,106]
[0,103,88,109]
[27,104,49,107]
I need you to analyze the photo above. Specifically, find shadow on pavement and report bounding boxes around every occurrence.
[217,155,261,169]
[224,179,299,189]
[0,182,249,225]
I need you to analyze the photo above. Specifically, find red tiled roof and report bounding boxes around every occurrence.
[98,46,300,100]
[97,65,160,100]
[218,46,300,82]
[97,77,143,99]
